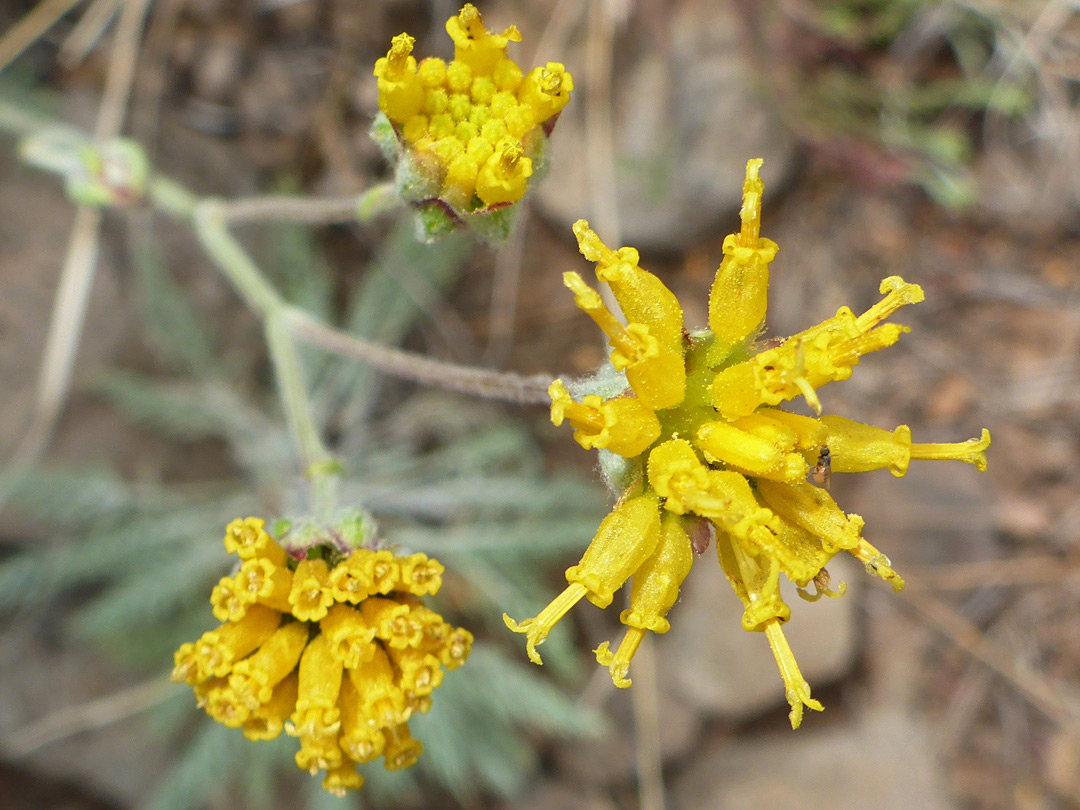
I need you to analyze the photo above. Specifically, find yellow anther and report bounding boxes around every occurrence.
[476,137,532,205]
[738,158,765,245]
[548,382,661,458]
[764,620,824,729]
[386,34,414,70]
[519,62,574,123]
[594,628,645,688]
[910,428,990,471]
[503,583,589,665]
[447,4,522,76]
[850,538,906,592]
[374,34,424,122]
[854,276,926,332]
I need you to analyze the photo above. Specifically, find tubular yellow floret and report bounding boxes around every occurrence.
[360,596,411,642]
[242,671,298,741]
[504,494,662,664]
[756,478,864,554]
[821,416,990,476]
[383,723,423,771]
[319,604,377,668]
[210,576,252,623]
[398,553,444,596]
[386,647,445,696]
[194,604,281,678]
[224,517,278,560]
[548,380,660,457]
[365,549,401,594]
[820,415,913,476]
[695,419,808,483]
[910,428,991,471]
[327,550,374,604]
[236,557,293,611]
[572,219,685,353]
[764,620,824,729]
[374,34,424,123]
[519,62,574,123]
[322,762,364,797]
[439,626,473,670]
[288,558,334,622]
[476,137,532,205]
[294,634,344,714]
[708,158,780,347]
[446,4,521,76]
[229,621,310,710]
[348,645,406,716]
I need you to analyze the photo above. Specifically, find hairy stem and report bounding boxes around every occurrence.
[283,306,552,404]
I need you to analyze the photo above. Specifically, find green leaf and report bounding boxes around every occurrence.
[94,371,228,441]
[146,719,238,810]
[127,214,217,373]
[4,467,139,527]
[318,221,471,428]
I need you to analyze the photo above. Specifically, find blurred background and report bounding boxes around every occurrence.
[0,1,1078,808]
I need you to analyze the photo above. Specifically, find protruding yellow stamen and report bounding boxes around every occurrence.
[459,4,486,38]
[910,428,990,471]
[387,34,415,72]
[476,137,532,205]
[854,276,925,332]
[738,158,765,247]
[549,380,661,457]
[502,582,589,665]
[548,380,603,431]
[850,538,906,592]
[594,627,646,688]
[562,272,646,362]
[764,620,824,729]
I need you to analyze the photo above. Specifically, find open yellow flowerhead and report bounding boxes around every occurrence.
[172,511,470,795]
[371,3,573,243]
[504,158,991,728]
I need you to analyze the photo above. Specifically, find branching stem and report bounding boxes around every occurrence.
[2,110,558,513]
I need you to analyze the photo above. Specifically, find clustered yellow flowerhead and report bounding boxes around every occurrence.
[504,159,991,729]
[172,517,472,795]
[372,4,573,240]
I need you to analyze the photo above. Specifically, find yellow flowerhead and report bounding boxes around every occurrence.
[371,4,573,242]
[504,159,991,729]
[172,515,472,794]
